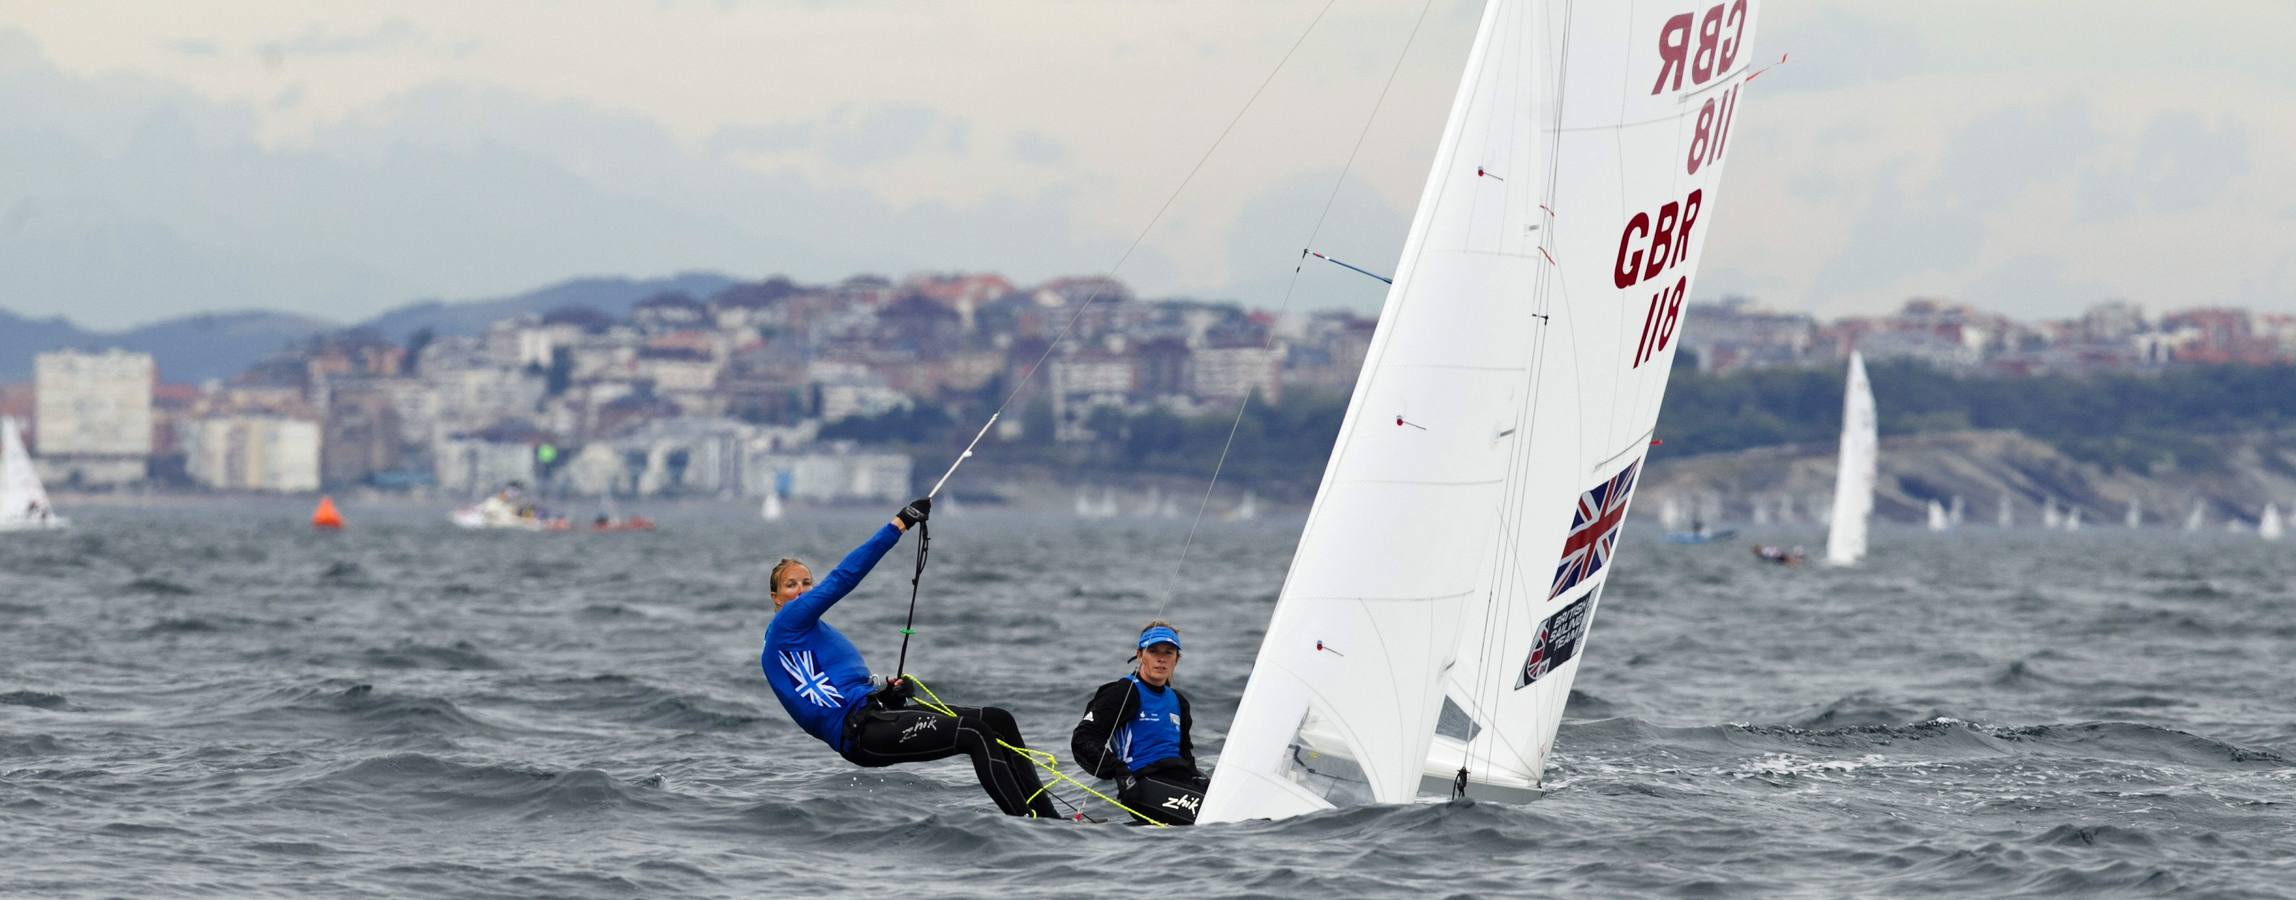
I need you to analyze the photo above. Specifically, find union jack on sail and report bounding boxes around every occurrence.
[1549,460,1640,600]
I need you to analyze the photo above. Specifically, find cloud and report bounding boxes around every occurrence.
[1804,174,1987,301]
[1755,7,1931,96]
[0,34,1126,328]
[1007,130,1067,166]
[256,18,424,68]
[1929,99,2101,211]
[708,102,971,168]
[162,38,218,58]
[2076,110,2250,219]
[1957,253,2113,319]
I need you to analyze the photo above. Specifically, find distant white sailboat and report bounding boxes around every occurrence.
[2262,504,2284,541]
[1077,488,1117,519]
[1229,491,1260,522]
[761,491,784,522]
[2042,498,2063,530]
[1751,497,1772,526]
[1948,495,1965,528]
[2184,500,2205,532]
[1926,499,1949,532]
[1825,353,1877,565]
[1659,497,1687,531]
[0,417,67,532]
[1997,495,2013,529]
[2124,498,2141,529]
[2065,507,2083,532]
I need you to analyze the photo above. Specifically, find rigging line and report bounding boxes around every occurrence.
[982,0,1343,427]
[1153,0,1439,621]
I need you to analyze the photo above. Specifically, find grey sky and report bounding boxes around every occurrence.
[0,1,2289,329]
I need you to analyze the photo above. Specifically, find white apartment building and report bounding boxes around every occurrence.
[182,417,321,492]
[1189,345,1282,405]
[33,349,155,486]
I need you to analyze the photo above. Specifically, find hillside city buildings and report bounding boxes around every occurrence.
[3,272,2288,496]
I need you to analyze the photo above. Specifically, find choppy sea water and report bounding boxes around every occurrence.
[4,499,2293,898]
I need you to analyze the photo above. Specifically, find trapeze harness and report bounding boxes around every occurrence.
[1071,675,1206,826]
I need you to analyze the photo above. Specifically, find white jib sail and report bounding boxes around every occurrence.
[2184,501,2204,532]
[1926,500,1948,531]
[1,416,53,524]
[1823,352,1876,565]
[1200,0,1764,823]
[2262,504,2284,541]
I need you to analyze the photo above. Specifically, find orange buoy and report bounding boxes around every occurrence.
[312,495,344,530]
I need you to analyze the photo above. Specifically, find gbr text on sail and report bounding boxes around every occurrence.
[1622,0,1748,369]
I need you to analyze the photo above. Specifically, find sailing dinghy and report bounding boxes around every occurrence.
[1823,352,1876,566]
[1198,0,1766,823]
[1,417,66,532]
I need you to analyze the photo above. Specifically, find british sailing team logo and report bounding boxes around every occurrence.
[777,650,844,707]
[1516,595,1596,689]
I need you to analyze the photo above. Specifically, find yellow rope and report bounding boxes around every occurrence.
[906,676,1168,828]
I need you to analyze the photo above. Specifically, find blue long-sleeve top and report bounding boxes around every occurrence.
[761,523,902,753]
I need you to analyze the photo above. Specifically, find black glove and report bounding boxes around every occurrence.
[874,676,914,710]
[896,496,933,529]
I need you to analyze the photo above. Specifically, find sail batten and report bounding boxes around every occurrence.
[1200,0,1764,823]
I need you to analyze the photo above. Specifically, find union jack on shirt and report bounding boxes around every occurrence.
[778,650,844,708]
[1549,460,1639,600]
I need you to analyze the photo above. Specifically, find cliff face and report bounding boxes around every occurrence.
[1637,429,2296,526]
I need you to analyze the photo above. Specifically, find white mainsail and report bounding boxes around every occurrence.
[2042,498,2062,529]
[1200,0,1764,823]
[1,417,65,531]
[1925,500,1948,532]
[1949,495,1964,527]
[761,491,784,522]
[2124,498,2141,529]
[2065,507,2083,531]
[2184,501,2204,532]
[1823,353,1876,565]
[2262,504,2284,541]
